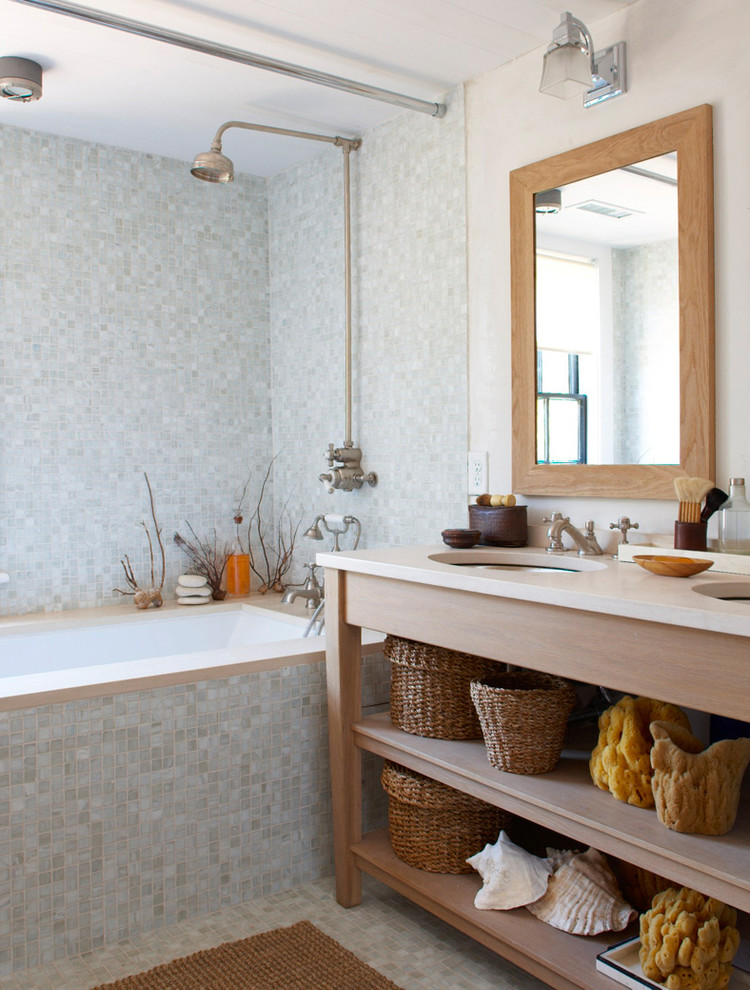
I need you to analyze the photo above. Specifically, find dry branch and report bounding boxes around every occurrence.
[245,456,301,594]
[114,472,165,609]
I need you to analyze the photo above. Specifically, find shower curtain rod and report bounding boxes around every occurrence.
[10,0,448,118]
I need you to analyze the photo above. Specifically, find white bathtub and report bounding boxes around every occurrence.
[0,599,361,711]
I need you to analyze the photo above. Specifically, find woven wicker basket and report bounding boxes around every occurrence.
[381,760,509,873]
[470,671,576,774]
[385,635,502,740]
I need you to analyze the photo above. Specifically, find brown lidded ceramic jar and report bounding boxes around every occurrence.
[468,505,528,547]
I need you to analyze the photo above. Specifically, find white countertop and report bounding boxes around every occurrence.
[317,544,750,638]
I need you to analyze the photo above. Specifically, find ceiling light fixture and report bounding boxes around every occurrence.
[539,11,625,108]
[0,55,43,101]
[535,188,562,214]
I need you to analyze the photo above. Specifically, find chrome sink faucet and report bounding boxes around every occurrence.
[544,515,604,556]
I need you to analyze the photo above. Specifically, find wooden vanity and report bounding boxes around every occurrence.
[322,545,750,990]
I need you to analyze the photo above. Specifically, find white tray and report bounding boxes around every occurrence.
[596,936,750,989]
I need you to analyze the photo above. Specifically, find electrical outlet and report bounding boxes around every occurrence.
[467,451,488,495]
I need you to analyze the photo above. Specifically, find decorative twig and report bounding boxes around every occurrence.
[114,473,166,609]
[246,455,301,594]
[232,477,251,553]
[145,472,166,590]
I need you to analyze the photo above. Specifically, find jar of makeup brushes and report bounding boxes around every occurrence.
[674,520,707,552]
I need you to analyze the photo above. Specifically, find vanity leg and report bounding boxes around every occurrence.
[325,569,363,907]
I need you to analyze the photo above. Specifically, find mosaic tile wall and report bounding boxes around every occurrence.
[268,87,469,574]
[0,124,273,617]
[0,652,390,974]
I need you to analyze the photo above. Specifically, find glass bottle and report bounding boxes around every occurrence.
[226,550,251,595]
[718,478,750,555]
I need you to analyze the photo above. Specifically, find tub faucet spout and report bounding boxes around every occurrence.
[281,562,324,608]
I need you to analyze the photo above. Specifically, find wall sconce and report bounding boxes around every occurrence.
[539,11,626,108]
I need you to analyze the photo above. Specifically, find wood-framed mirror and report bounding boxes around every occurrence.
[510,104,715,499]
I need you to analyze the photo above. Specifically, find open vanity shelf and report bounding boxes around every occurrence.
[322,559,750,990]
[354,712,750,911]
[354,829,628,990]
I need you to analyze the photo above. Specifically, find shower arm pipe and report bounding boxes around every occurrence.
[343,143,353,446]
[9,0,448,119]
[209,120,360,153]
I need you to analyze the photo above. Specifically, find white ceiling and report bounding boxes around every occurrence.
[537,154,679,248]
[0,0,633,176]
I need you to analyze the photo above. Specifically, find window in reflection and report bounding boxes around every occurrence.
[536,251,599,463]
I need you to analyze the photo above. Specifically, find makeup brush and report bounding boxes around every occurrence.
[674,476,714,523]
[700,487,728,522]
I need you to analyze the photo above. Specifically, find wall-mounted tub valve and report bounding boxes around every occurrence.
[319,441,377,494]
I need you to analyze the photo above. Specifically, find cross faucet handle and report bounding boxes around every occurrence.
[609,516,639,544]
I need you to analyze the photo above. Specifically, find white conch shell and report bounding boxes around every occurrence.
[466,830,552,910]
[526,847,636,936]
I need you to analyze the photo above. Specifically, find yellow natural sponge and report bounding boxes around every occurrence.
[589,696,696,807]
[639,886,739,990]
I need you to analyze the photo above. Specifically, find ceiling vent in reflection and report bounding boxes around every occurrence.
[572,199,642,219]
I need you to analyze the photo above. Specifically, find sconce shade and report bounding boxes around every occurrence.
[539,44,592,99]
[539,11,627,107]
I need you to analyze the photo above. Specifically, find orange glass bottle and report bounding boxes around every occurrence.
[226,553,250,596]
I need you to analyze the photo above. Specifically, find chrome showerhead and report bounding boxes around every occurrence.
[190,148,234,183]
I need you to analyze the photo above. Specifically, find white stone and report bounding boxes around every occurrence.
[178,574,209,588]
[176,595,211,605]
[176,583,211,598]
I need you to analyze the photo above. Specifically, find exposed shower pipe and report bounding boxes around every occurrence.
[192,120,377,495]
[9,0,447,119]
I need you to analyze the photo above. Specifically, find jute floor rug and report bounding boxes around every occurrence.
[90,919,405,990]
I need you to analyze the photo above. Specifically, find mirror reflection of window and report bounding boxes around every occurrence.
[535,251,599,464]
[534,153,680,467]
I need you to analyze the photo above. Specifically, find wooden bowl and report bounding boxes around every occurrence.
[633,555,714,578]
[441,529,481,549]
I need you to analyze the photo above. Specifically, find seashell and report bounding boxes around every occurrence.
[526,847,636,936]
[466,830,552,910]
[650,720,750,835]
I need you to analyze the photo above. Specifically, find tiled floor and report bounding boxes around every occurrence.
[2,876,548,990]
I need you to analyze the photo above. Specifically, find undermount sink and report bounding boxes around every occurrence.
[692,581,750,602]
[428,549,608,573]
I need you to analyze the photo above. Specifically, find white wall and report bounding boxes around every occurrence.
[466,0,750,543]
